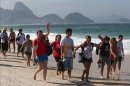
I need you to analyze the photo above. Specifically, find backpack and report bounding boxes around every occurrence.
[39,36,52,56]
[53,41,61,54]
[44,38,53,56]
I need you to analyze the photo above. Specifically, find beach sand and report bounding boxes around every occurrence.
[0,50,130,86]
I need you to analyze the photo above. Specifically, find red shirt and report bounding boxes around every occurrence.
[51,41,61,58]
[33,35,47,56]
[110,45,118,60]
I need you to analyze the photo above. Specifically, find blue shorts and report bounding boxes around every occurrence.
[64,57,73,70]
[101,56,111,66]
[36,54,48,63]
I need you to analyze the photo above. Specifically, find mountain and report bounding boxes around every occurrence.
[41,14,64,24]
[116,18,130,23]
[0,2,94,24]
[107,14,130,23]
[0,2,40,24]
[14,2,33,15]
[64,12,94,24]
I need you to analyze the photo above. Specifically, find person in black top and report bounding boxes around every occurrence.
[98,36,111,79]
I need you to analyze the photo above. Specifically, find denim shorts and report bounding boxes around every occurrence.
[64,57,73,70]
[36,54,48,63]
[101,56,111,66]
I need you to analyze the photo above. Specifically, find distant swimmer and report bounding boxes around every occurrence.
[8,28,16,53]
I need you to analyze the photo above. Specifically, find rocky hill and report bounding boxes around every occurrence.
[0,2,94,24]
[41,14,64,24]
[64,12,94,24]
[115,18,130,23]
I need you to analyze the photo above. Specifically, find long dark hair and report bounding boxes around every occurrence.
[55,34,61,41]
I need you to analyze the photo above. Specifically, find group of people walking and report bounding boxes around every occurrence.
[0,24,124,83]
[0,27,32,66]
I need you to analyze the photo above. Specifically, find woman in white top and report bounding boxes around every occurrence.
[74,35,98,82]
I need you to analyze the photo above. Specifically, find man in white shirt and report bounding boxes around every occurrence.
[61,28,74,80]
[0,27,8,56]
[16,29,25,57]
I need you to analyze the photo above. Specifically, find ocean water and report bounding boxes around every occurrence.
[0,23,130,55]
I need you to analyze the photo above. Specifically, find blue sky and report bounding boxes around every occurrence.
[0,0,130,22]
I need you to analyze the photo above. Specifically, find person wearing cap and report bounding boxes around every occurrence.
[32,23,50,82]
[8,28,16,53]
[16,29,25,57]
[0,27,8,57]
[98,36,111,79]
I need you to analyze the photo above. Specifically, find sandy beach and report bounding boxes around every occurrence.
[0,50,130,86]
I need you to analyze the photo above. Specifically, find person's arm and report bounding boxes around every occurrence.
[44,23,50,37]
[16,33,19,44]
[20,41,26,51]
[110,45,117,59]
[98,43,103,60]
[9,33,11,40]
[73,44,82,57]
[61,46,64,58]
[51,41,55,48]
[122,43,124,58]
[14,32,16,39]
[98,35,104,42]
[92,42,99,48]
[32,40,37,59]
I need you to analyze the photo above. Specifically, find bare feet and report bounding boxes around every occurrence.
[68,77,71,80]
[81,76,84,81]
[33,75,36,80]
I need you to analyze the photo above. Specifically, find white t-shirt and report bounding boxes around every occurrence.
[61,37,74,57]
[83,43,94,59]
[0,32,8,43]
[117,41,123,56]
[17,33,25,45]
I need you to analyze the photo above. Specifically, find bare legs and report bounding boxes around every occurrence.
[68,69,72,80]
[61,69,71,80]
[9,41,15,53]
[82,62,91,81]
[27,57,31,66]
[17,44,24,58]
[101,65,104,78]
[33,61,48,81]
[101,64,110,79]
